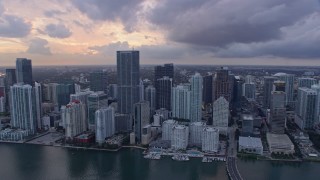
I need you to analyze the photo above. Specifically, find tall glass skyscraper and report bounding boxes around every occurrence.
[16,58,33,85]
[89,71,108,93]
[5,69,16,112]
[190,73,203,122]
[117,51,140,114]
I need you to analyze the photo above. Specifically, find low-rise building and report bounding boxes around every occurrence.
[267,133,295,154]
[238,136,263,155]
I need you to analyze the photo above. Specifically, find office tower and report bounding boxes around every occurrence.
[312,84,320,124]
[189,122,206,146]
[202,127,219,153]
[213,67,233,102]
[203,73,213,105]
[190,73,203,122]
[273,80,286,92]
[89,71,108,93]
[277,74,295,108]
[156,76,172,110]
[298,78,317,88]
[108,84,118,99]
[115,114,132,133]
[245,75,254,84]
[212,97,229,134]
[162,119,177,141]
[171,125,189,150]
[295,87,317,129]
[87,92,108,131]
[242,114,254,135]
[16,58,33,85]
[43,83,59,103]
[61,100,87,139]
[242,83,256,100]
[145,85,156,115]
[5,69,16,111]
[172,85,191,120]
[34,82,43,129]
[139,79,144,101]
[117,51,140,114]
[74,84,81,93]
[270,91,286,133]
[133,101,150,143]
[95,107,115,144]
[56,83,75,108]
[10,84,36,134]
[154,63,174,83]
[263,76,277,108]
[233,76,244,108]
[0,96,5,113]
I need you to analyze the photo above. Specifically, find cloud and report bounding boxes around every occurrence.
[0,15,32,38]
[147,0,320,58]
[44,10,65,17]
[26,38,52,55]
[44,23,72,38]
[71,0,145,32]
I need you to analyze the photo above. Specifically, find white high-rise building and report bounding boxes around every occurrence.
[212,97,229,134]
[61,100,87,139]
[242,83,256,100]
[70,91,94,105]
[95,107,115,144]
[162,119,177,141]
[34,82,42,129]
[10,84,37,134]
[190,73,203,122]
[172,85,191,120]
[145,85,156,116]
[312,84,320,124]
[189,122,206,145]
[295,87,317,129]
[202,127,219,153]
[171,125,189,150]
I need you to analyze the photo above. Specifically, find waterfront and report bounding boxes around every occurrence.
[1,143,320,180]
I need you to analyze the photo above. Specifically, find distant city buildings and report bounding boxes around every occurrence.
[298,77,317,89]
[16,58,33,85]
[89,71,108,93]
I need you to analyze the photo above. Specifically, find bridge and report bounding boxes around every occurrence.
[226,157,243,180]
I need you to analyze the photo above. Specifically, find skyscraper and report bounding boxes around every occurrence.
[202,127,219,153]
[117,51,140,114]
[5,69,16,111]
[233,76,244,108]
[263,76,277,108]
[277,74,295,108]
[156,76,172,110]
[133,101,150,143]
[154,63,174,83]
[213,67,233,102]
[95,107,115,144]
[145,85,156,115]
[242,83,256,100]
[190,73,203,122]
[87,92,108,131]
[61,100,87,139]
[311,84,320,124]
[202,73,213,105]
[298,77,317,88]
[10,84,37,134]
[270,91,286,134]
[16,58,33,85]
[89,71,108,93]
[56,83,75,108]
[34,82,43,129]
[212,97,229,134]
[172,85,191,120]
[295,87,317,129]
[273,80,286,92]
[108,84,118,99]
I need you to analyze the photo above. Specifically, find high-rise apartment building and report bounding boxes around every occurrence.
[298,78,317,88]
[203,73,213,105]
[145,85,156,116]
[212,97,229,134]
[242,83,256,100]
[172,85,191,120]
[202,127,219,153]
[295,87,317,129]
[190,73,203,122]
[5,69,16,112]
[95,107,115,144]
[277,74,295,108]
[270,91,286,134]
[34,82,43,129]
[189,122,206,145]
[87,92,108,131]
[155,76,172,110]
[263,76,277,108]
[311,84,320,124]
[117,51,140,114]
[213,67,233,102]
[89,71,108,93]
[133,101,150,143]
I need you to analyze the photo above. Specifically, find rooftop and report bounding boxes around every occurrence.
[239,136,263,148]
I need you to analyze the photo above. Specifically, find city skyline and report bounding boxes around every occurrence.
[1,0,320,66]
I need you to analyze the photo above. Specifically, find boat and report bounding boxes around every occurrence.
[172,154,190,161]
[144,153,161,160]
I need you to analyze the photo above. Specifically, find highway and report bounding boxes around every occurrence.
[226,125,243,180]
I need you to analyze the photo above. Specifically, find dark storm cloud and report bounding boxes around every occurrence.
[0,15,32,38]
[26,38,52,55]
[44,23,72,38]
[71,0,145,32]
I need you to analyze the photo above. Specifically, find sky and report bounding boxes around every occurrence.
[1,0,320,66]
